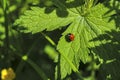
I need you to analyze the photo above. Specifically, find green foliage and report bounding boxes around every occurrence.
[0,0,120,80]
[57,4,116,79]
[14,0,119,79]
[14,7,76,33]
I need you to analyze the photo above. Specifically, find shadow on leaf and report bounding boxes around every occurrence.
[39,0,84,17]
[103,0,120,28]
[90,30,120,80]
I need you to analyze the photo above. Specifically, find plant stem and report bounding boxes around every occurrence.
[41,32,56,46]
[12,50,48,80]
[14,38,48,80]
[2,0,9,54]
[15,40,37,74]
[57,54,61,80]
[9,29,49,79]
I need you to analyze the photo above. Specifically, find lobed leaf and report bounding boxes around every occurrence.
[57,4,116,79]
[14,7,78,33]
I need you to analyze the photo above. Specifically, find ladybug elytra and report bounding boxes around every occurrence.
[65,33,75,42]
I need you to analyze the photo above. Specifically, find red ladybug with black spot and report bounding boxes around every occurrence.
[65,33,75,42]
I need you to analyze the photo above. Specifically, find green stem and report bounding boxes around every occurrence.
[41,32,56,46]
[2,0,9,54]
[3,0,7,11]
[85,0,94,9]
[15,60,25,75]
[82,0,94,16]
[57,54,61,80]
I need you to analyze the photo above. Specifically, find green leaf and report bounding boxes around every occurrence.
[56,4,115,79]
[14,7,77,33]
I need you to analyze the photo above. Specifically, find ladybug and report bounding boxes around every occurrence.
[65,33,75,42]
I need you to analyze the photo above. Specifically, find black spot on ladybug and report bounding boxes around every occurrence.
[65,33,75,42]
